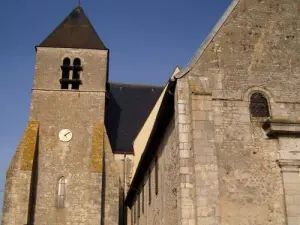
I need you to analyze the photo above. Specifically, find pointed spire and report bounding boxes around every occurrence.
[38,6,107,50]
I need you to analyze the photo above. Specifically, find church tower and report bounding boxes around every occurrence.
[2,5,119,225]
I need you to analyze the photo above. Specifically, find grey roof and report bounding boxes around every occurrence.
[38,6,107,50]
[105,82,164,153]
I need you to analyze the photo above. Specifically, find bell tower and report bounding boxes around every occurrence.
[1,5,118,225]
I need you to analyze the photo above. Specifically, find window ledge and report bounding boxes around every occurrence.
[60,79,82,85]
[262,118,300,137]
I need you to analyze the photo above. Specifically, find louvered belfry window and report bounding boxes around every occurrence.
[60,57,82,90]
[249,93,270,117]
[72,58,82,90]
[61,58,71,89]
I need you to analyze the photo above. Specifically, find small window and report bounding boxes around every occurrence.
[61,58,71,89]
[155,157,158,195]
[148,170,151,204]
[57,177,66,208]
[72,58,82,90]
[249,93,270,117]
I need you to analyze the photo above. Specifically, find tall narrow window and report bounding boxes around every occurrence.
[131,209,134,225]
[148,170,151,204]
[72,58,82,90]
[142,186,144,214]
[133,201,136,224]
[138,193,140,218]
[57,177,66,208]
[249,93,270,117]
[155,157,159,195]
[61,58,71,89]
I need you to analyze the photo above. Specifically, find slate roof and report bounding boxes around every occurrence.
[105,82,164,153]
[38,6,107,50]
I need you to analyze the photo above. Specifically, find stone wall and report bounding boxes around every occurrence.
[1,121,39,225]
[7,46,115,225]
[130,117,179,225]
[175,77,197,225]
[186,0,300,224]
[33,47,108,91]
[32,47,105,225]
[190,95,286,225]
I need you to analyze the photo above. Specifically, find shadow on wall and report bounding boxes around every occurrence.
[119,178,127,225]
[101,150,106,225]
[100,144,125,225]
[27,133,39,225]
[105,92,122,151]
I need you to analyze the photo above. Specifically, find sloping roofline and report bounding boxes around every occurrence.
[171,0,240,80]
[37,5,108,50]
[125,0,241,206]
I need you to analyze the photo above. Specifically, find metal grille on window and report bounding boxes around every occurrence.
[249,93,270,117]
[57,177,66,208]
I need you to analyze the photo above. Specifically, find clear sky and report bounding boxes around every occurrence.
[0,0,232,219]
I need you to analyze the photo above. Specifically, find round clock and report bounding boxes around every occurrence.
[59,129,73,142]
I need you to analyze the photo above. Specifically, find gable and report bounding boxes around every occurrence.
[176,0,300,102]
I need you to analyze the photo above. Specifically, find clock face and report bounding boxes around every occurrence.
[59,129,73,142]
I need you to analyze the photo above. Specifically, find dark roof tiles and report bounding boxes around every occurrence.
[38,6,107,50]
[105,83,164,153]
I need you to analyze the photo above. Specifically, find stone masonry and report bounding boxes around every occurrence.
[1,45,120,225]
[130,118,179,225]
[183,0,300,224]
[3,1,300,225]
[128,0,300,225]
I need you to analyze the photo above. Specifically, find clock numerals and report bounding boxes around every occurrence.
[59,129,73,142]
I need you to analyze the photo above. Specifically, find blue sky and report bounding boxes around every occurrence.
[0,0,232,218]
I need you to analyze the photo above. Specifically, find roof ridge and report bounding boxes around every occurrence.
[109,82,164,88]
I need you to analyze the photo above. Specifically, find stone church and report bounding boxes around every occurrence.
[2,0,300,224]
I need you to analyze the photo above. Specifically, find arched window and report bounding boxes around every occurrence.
[57,177,66,208]
[72,58,82,90]
[63,57,71,66]
[61,58,71,89]
[249,93,270,117]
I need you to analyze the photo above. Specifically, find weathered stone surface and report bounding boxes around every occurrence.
[1,121,39,225]
[90,121,104,173]
[1,45,121,225]
[3,0,300,225]
[131,118,179,225]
